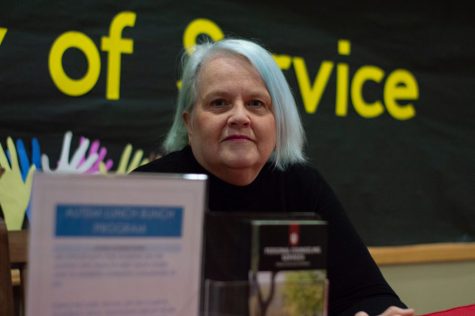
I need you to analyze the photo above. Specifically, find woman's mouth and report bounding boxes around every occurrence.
[223,135,253,142]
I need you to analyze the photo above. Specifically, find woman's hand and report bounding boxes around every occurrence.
[355,306,415,316]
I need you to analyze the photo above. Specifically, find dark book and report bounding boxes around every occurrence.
[202,212,328,316]
[248,220,328,316]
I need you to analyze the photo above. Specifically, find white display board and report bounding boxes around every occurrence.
[26,172,207,316]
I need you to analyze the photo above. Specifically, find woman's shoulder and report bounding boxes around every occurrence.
[133,146,198,174]
[283,162,339,201]
[260,162,330,198]
[280,161,327,183]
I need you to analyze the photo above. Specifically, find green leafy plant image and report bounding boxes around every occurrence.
[281,271,325,316]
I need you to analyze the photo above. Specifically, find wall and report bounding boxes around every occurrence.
[380,261,475,314]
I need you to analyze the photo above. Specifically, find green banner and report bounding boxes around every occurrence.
[1,1,474,245]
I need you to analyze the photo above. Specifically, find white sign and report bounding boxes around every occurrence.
[27,172,207,316]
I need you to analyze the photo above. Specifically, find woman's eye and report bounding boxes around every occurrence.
[248,100,264,107]
[210,99,227,107]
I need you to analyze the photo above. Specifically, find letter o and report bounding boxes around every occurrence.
[49,31,101,96]
[183,18,224,55]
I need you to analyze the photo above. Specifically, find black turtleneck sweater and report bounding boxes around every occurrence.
[134,146,406,316]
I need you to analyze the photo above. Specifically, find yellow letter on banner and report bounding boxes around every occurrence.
[273,54,292,70]
[0,28,7,46]
[352,66,385,118]
[49,31,101,96]
[336,63,349,117]
[293,57,333,114]
[335,39,351,117]
[183,18,224,55]
[384,69,418,120]
[101,11,136,100]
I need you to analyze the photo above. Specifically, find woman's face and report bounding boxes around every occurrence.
[183,53,276,185]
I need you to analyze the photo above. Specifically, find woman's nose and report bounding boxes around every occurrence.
[228,103,251,126]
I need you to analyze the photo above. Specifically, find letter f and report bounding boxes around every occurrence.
[101,11,136,100]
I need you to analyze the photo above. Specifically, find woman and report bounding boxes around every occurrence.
[135,38,414,316]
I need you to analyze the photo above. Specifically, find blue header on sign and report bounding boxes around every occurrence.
[55,204,183,237]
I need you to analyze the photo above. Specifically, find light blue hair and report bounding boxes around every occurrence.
[163,38,306,170]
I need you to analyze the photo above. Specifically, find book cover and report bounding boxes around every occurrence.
[249,220,328,316]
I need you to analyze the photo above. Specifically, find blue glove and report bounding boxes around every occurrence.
[16,137,42,181]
